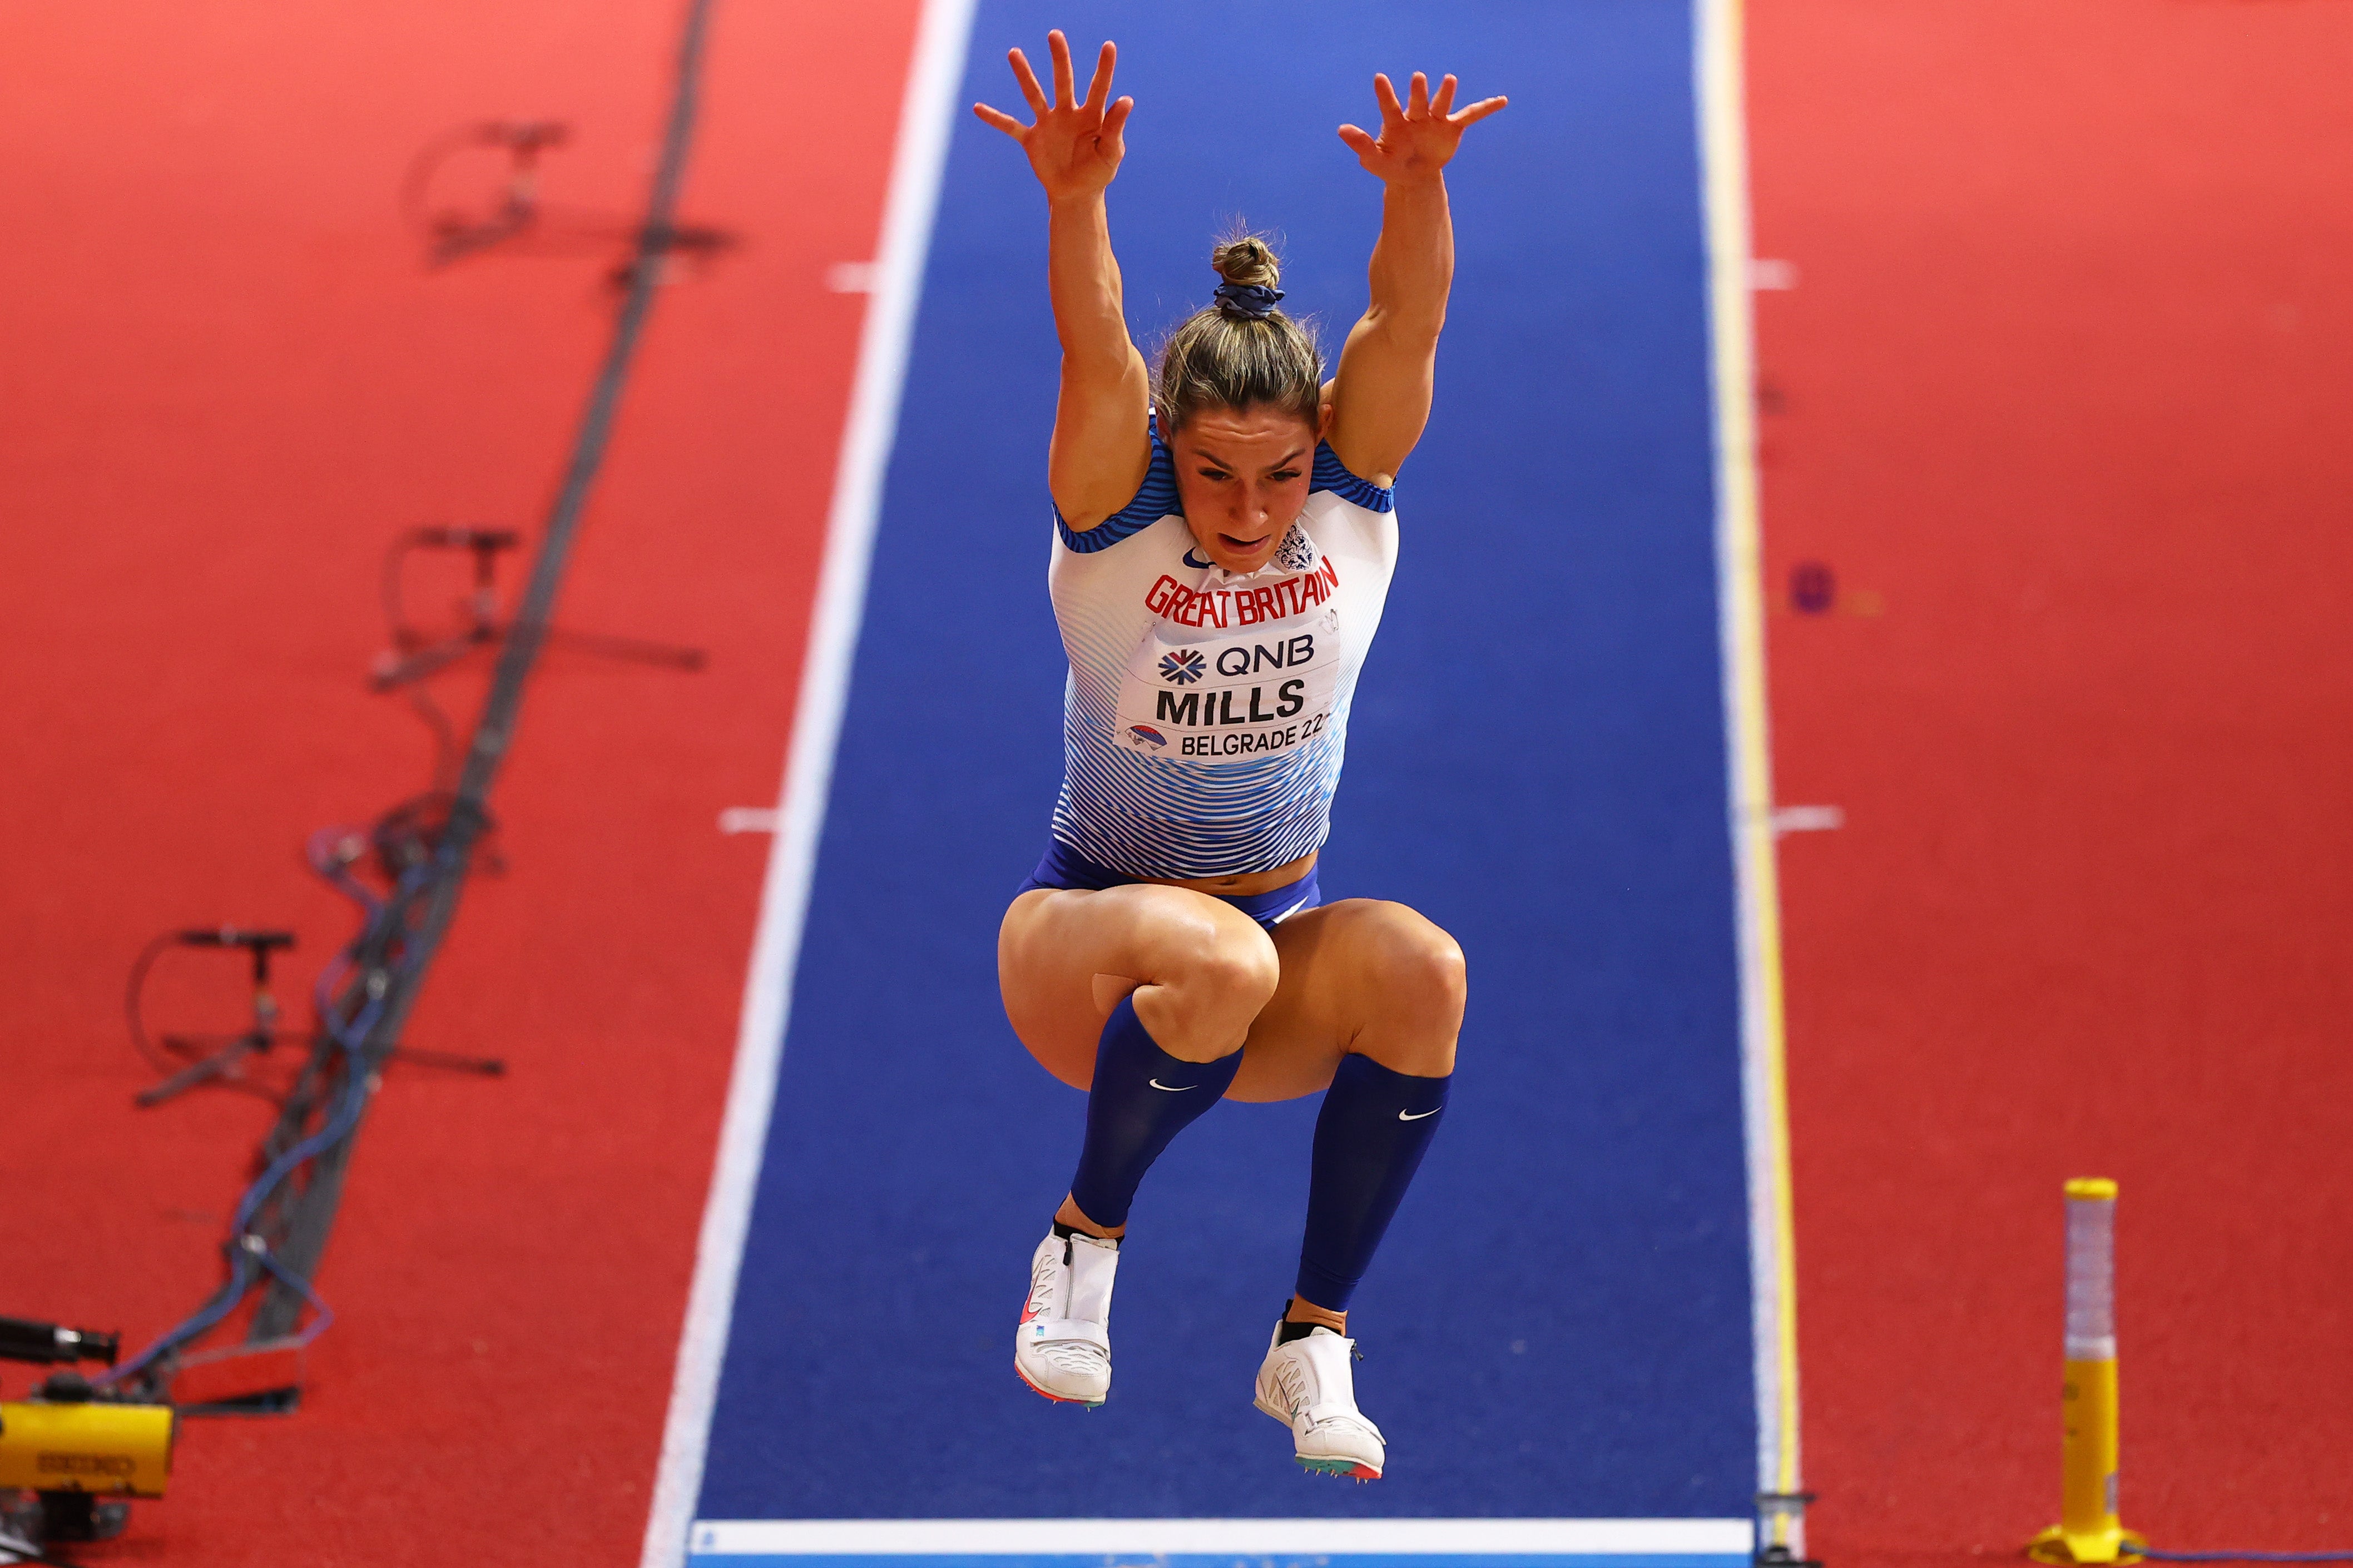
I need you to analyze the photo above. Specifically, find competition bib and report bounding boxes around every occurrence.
[1112,527,1345,764]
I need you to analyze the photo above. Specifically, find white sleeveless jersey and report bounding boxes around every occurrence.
[1046,422,1399,878]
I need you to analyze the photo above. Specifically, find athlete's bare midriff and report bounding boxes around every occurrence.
[1132,850,1316,899]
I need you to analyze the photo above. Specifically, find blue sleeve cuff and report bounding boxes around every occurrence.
[1310,443,1395,513]
[1054,421,1180,553]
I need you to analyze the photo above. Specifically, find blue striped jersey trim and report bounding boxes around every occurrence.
[1054,421,1177,553]
[1311,443,1394,513]
[1053,423,1395,553]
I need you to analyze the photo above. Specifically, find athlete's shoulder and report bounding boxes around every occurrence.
[1056,417,1180,554]
[1309,442,1395,516]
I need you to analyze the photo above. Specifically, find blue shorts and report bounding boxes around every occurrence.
[1015,840,1321,935]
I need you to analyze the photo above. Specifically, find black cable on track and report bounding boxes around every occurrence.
[241,0,721,1341]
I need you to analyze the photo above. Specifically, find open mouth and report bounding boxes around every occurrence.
[1218,533,1272,554]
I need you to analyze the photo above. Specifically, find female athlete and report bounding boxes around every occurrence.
[976,32,1504,1481]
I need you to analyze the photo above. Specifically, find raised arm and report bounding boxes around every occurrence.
[975,32,1151,530]
[1325,72,1507,485]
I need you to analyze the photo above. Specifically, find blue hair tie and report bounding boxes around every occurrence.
[1213,281,1285,320]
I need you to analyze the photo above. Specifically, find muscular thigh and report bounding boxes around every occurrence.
[998,883,1275,1090]
[1227,899,1467,1103]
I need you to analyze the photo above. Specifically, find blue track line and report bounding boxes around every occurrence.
[699,0,1753,1527]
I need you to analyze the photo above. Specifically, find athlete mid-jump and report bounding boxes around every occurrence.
[977,31,1504,1481]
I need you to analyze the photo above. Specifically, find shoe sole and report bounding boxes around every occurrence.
[1014,1353,1104,1410]
[1254,1391,1381,1481]
[1297,1456,1381,1481]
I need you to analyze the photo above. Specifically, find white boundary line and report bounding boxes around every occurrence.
[690,1518,1755,1556]
[1695,0,1804,1552]
[636,2,980,1564]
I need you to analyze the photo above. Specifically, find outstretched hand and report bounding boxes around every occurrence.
[1339,72,1505,183]
[974,30,1133,202]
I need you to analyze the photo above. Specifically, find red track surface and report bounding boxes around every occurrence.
[0,2,915,1561]
[1751,2,2353,1561]
[11,3,2352,1563]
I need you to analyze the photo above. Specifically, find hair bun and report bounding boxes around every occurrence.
[1210,235,1281,291]
[1156,227,1322,433]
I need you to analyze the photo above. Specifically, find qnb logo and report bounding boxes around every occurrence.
[1158,649,1206,685]
[1213,635,1312,678]
[1127,725,1169,748]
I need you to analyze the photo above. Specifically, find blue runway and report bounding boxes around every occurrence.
[691,0,1755,1554]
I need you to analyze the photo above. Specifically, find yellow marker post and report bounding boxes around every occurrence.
[2029,1178,2143,1564]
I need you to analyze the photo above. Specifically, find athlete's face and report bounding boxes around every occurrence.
[1169,404,1327,575]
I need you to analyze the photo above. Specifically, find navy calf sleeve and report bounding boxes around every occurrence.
[1067,994,1240,1230]
[1295,1053,1451,1311]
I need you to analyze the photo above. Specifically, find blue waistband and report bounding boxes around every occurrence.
[1017,840,1321,934]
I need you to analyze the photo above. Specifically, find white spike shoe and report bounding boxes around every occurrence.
[1013,1228,1119,1406]
[1254,1322,1386,1480]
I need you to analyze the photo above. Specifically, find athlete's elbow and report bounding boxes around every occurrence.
[1057,346,1138,390]
[1360,302,1447,354]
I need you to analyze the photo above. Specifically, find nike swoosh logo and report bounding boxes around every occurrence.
[1148,1078,1195,1092]
[1266,891,1316,926]
[1181,548,1214,568]
[1398,1107,1441,1121]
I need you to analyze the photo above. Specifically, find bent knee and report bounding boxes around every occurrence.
[1177,921,1281,1009]
[1130,904,1280,1064]
[1404,924,1469,1016]
[1344,902,1466,1074]
[1137,894,1280,1006]
[1357,903,1467,1008]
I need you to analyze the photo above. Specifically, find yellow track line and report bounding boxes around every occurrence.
[1697,0,1805,1547]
